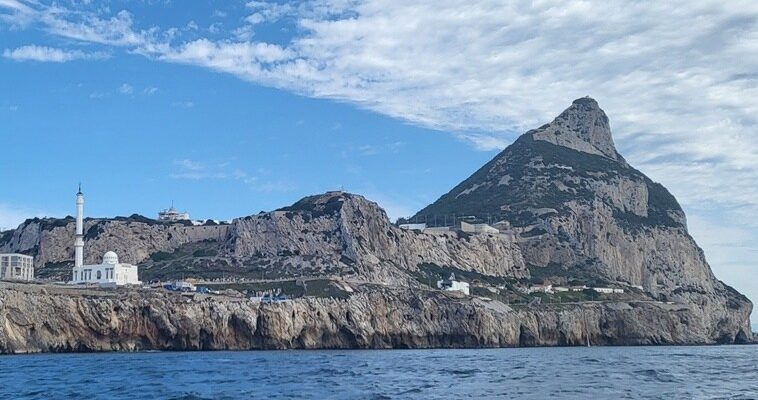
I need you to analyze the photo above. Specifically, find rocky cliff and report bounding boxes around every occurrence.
[0,97,751,351]
[0,193,526,285]
[0,281,750,354]
[414,97,753,343]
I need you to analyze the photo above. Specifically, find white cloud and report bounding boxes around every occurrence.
[170,158,296,192]
[118,83,133,94]
[142,86,158,95]
[2,44,109,62]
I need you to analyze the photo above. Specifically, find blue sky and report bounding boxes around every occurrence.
[1,0,756,326]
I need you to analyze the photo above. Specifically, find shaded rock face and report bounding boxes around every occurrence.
[415,97,752,338]
[0,283,751,354]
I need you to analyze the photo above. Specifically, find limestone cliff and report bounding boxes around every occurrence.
[414,97,752,341]
[0,282,751,354]
[0,97,751,350]
[0,193,526,285]
[0,216,230,277]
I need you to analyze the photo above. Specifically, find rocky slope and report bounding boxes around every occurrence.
[0,97,751,351]
[414,97,752,342]
[0,193,527,285]
[0,281,750,354]
[0,216,230,272]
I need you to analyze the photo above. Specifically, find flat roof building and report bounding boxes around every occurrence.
[0,253,34,281]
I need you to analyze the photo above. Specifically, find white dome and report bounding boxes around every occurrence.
[102,251,119,265]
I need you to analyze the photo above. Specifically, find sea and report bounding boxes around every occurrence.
[1,346,755,399]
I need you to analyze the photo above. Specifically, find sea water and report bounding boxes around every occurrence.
[1,346,755,399]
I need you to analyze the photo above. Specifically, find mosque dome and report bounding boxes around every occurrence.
[102,251,119,265]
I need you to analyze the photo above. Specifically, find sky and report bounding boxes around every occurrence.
[0,0,756,327]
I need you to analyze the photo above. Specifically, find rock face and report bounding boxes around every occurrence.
[0,216,230,277]
[231,193,527,284]
[0,97,751,351]
[0,282,750,354]
[414,97,752,342]
[0,193,526,284]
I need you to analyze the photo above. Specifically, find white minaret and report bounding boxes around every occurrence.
[74,184,84,268]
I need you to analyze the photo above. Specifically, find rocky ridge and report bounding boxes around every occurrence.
[0,97,752,351]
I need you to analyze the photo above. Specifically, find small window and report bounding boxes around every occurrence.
[97,270,102,279]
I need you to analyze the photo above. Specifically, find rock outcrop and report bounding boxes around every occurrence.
[0,193,526,284]
[414,97,752,342]
[0,97,751,351]
[0,282,751,354]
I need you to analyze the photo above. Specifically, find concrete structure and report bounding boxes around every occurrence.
[75,185,84,268]
[70,186,140,286]
[0,253,34,281]
[526,284,554,294]
[592,287,624,294]
[72,251,140,286]
[460,221,499,234]
[399,223,427,231]
[437,273,470,295]
[158,203,190,221]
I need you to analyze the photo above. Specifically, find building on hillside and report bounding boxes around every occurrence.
[526,284,554,294]
[158,203,190,221]
[399,223,427,231]
[437,273,470,295]
[70,186,140,286]
[591,287,624,294]
[72,251,141,286]
[460,221,500,234]
[0,253,34,281]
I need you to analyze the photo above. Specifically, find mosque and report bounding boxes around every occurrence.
[70,186,141,286]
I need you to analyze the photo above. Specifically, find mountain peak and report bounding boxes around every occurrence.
[531,97,619,160]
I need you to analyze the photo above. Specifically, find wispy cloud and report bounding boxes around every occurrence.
[118,83,133,94]
[2,45,109,62]
[170,159,295,192]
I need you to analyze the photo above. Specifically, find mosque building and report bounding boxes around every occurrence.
[70,186,141,286]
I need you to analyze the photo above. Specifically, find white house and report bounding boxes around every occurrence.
[437,273,470,295]
[0,253,34,281]
[72,251,141,286]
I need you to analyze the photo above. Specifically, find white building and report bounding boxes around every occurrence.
[70,187,140,286]
[591,287,624,294]
[526,284,554,294]
[399,223,427,231]
[0,253,34,281]
[72,251,140,286]
[158,203,190,221]
[437,273,470,295]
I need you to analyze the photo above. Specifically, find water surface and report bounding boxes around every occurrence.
[1,346,755,399]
